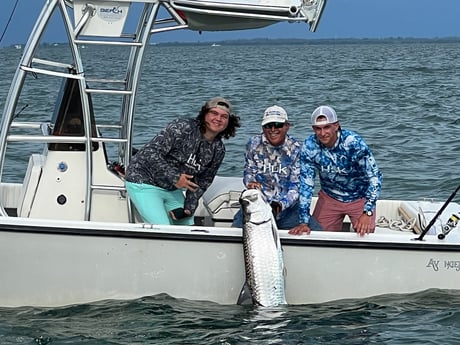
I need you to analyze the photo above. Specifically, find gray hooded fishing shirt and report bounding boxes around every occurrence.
[125,118,226,213]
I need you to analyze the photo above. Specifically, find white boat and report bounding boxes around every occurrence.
[1,0,460,308]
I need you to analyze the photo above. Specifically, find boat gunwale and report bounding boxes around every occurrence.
[1,218,459,251]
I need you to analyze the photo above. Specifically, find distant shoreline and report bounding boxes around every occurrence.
[4,37,460,48]
[153,37,460,47]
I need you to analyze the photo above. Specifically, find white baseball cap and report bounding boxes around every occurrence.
[311,105,338,126]
[261,105,288,126]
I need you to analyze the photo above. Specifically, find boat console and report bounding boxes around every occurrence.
[0,0,328,222]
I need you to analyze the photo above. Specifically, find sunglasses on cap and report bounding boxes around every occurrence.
[216,101,229,108]
[263,122,285,129]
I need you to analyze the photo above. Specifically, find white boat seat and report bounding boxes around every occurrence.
[201,176,244,223]
[399,200,460,235]
[0,183,22,212]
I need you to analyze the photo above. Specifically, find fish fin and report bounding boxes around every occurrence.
[270,213,287,279]
[237,282,253,305]
[270,214,283,250]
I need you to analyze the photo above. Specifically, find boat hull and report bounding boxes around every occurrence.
[1,218,459,307]
[1,0,458,309]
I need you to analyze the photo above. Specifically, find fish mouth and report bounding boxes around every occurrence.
[239,189,260,208]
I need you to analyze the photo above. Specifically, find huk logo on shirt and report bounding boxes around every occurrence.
[263,163,288,175]
[321,165,349,174]
[186,153,202,171]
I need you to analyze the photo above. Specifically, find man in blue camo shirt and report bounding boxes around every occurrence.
[232,105,321,230]
[289,105,382,236]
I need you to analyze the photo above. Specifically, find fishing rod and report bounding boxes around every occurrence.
[415,184,460,241]
[0,0,20,44]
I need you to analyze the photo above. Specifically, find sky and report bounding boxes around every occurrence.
[1,0,459,46]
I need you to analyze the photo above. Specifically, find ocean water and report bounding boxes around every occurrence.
[0,290,460,344]
[1,39,460,343]
[1,41,459,200]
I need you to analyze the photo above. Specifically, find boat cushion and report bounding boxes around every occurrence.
[399,200,460,235]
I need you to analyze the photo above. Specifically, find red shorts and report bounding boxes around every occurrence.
[312,190,376,232]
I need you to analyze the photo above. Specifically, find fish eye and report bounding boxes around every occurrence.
[240,199,249,206]
[247,194,258,202]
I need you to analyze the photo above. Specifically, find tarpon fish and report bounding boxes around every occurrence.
[237,189,287,307]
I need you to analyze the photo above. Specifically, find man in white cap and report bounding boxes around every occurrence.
[232,105,321,230]
[289,105,382,236]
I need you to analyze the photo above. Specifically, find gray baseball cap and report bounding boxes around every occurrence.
[206,97,232,114]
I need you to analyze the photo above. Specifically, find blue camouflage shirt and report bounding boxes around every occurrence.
[299,129,382,224]
[244,133,301,211]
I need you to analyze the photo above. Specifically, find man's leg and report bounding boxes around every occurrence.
[276,203,322,230]
[232,208,243,228]
[125,182,171,224]
[276,203,299,230]
[164,189,194,226]
[312,190,345,231]
[308,216,323,231]
[346,198,376,232]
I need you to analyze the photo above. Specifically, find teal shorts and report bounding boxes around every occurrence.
[125,181,193,225]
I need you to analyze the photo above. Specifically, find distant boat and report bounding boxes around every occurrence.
[211,43,221,47]
[14,44,21,49]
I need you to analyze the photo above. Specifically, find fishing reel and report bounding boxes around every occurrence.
[438,213,460,240]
